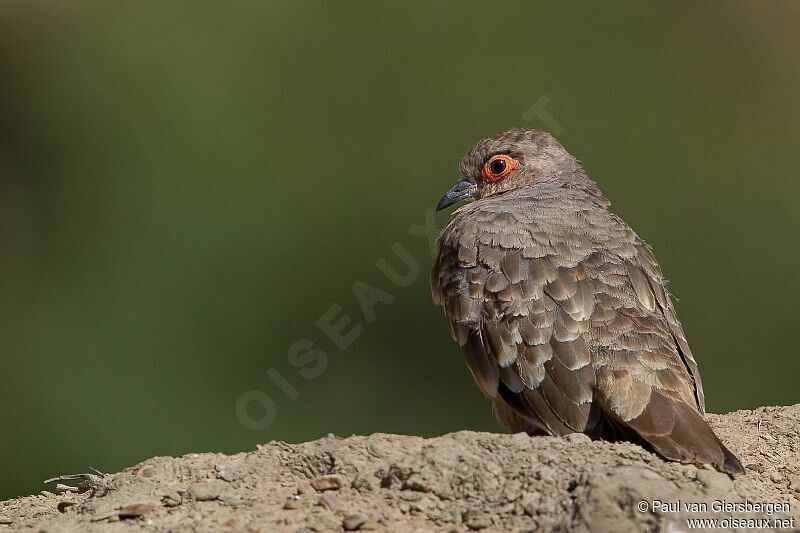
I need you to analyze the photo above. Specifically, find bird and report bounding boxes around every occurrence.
[431,128,743,474]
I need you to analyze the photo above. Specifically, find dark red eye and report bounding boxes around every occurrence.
[481,154,519,182]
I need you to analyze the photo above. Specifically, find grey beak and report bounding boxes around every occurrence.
[436,178,478,211]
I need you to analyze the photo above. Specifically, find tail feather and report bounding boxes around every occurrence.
[619,391,743,474]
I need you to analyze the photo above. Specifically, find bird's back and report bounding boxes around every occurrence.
[432,184,742,473]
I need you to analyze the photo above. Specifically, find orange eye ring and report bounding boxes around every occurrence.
[481,154,519,182]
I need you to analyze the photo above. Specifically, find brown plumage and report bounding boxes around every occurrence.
[431,129,743,474]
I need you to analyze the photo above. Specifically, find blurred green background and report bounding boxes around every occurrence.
[1,1,799,500]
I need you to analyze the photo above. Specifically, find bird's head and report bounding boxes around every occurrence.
[436,128,600,211]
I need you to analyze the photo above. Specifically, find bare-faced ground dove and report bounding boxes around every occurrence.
[431,129,743,474]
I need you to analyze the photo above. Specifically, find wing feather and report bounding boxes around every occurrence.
[432,194,739,472]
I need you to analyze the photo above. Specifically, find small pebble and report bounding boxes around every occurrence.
[563,433,591,444]
[310,474,344,492]
[342,513,368,531]
[214,462,243,482]
[351,476,374,492]
[465,514,493,530]
[161,494,182,507]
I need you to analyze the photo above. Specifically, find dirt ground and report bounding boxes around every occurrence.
[1,404,798,532]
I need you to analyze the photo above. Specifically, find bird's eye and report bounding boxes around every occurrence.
[481,154,519,182]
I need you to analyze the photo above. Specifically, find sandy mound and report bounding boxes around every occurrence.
[1,405,798,532]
